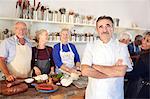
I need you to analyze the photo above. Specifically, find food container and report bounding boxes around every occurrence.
[37,10,42,20]
[56,33,60,41]
[69,15,74,23]
[71,34,75,42]
[49,34,52,41]
[68,10,74,23]
[48,11,53,21]
[61,14,66,23]
[44,8,49,21]
[74,13,80,24]
[53,11,58,22]
[33,11,37,20]
[59,8,66,23]
[113,18,120,27]
[90,34,94,42]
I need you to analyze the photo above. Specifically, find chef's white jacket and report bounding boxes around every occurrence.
[81,39,133,99]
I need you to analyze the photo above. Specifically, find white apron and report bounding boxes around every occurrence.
[7,43,32,78]
[60,43,74,68]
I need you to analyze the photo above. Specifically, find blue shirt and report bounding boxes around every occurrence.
[128,42,140,56]
[0,35,32,63]
[53,43,80,68]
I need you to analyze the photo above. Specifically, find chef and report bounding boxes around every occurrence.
[53,28,81,75]
[0,22,32,81]
[81,16,133,99]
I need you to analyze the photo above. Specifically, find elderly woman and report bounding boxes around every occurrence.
[31,29,55,76]
[53,28,81,75]
[125,32,150,99]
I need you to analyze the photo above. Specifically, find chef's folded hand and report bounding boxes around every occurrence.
[6,74,16,82]
[34,66,41,76]
[115,59,123,66]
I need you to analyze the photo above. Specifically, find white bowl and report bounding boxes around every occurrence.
[25,78,34,83]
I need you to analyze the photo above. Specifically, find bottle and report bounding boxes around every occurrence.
[33,10,37,20]
[37,10,42,20]
[71,33,75,42]
[48,11,53,21]
[49,33,52,41]
[56,32,60,41]
[90,34,93,42]
[68,11,74,23]
[53,11,58,22]
[87,33,90,42]
[44,8,49,21]
[81,34,84,42]
[59,8,66,23]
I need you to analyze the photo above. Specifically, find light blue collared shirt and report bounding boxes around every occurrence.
[0,35,32,63]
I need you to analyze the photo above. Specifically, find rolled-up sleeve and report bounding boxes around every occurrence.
[0,40,8,58]
[0,38,17,63]
[120,45,133,72]
[52,44,63,68]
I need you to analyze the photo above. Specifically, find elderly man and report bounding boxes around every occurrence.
[0,22,32,81]
[81,16,133,99]
[119,32,132,45]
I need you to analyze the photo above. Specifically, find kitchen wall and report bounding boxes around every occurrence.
[0,0,150,59]
[0,0,150,29]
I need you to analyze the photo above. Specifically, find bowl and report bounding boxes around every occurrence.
[24,78,34,83]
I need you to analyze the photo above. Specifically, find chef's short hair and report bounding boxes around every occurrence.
[96,16,114,25]
[35,29,48,43]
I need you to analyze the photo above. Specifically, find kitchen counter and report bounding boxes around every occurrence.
[0,85,85,99]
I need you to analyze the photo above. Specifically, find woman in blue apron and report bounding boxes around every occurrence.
[53,28,81,75]
[31,29,55,76]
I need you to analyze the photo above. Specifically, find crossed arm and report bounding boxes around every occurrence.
[81,64,108,79]
[81,60,127,79]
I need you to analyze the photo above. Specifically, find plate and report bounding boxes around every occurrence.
[31,83,37,87]
[36,85,59,93]
[32,83,59,93]
[36,84,53,90]
[37,88,58,93]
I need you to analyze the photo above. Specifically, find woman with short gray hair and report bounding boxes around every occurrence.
[31,29,55,76]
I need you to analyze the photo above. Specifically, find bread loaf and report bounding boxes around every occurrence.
[3,83,28,96]
[0,80,28,96]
